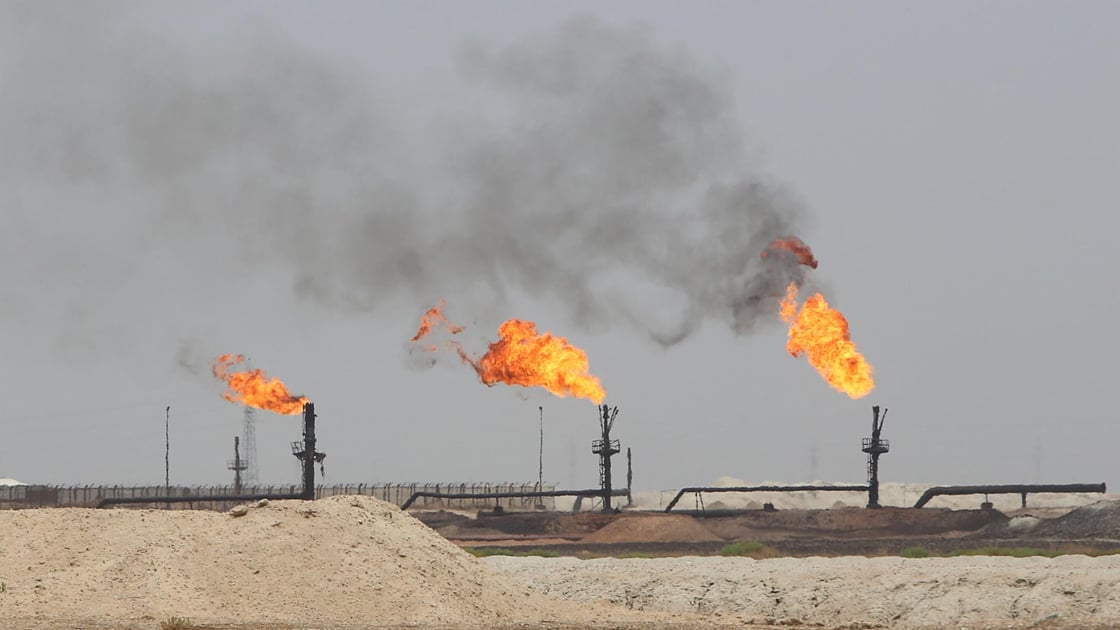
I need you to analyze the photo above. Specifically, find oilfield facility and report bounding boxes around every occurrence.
[1,401,1106,520]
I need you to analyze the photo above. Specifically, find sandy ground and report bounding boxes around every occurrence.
[485,554,1120,629]
[4,494,1120,629]
[0,496,670,629]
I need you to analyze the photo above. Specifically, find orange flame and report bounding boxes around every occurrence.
[411,300,465,342]
[762,236,819,269]
[466,319,605,404]
[780,283,874,399]
[211,354,308,415]
[408,304,606,404]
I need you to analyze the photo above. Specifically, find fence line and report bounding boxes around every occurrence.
[0,482,556,511]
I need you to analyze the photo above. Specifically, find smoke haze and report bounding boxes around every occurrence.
[3,2,1117,492]
[1,7,812,351]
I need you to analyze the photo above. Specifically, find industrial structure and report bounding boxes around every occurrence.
[96,402,324,508]
[592,404,622,512]
[291,402,326,500]
[912,483,1107,508]
[401,403,630,512]
[863,405,890,508]
[663,405,888,512]
[0,400,1094,515]
[227,436,248,495]
[241,406,258,484]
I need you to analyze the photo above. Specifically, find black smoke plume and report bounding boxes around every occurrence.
[1,8,812,348]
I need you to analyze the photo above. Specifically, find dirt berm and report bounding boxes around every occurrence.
[0,495,690,629]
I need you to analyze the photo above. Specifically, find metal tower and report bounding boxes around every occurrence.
[241,406,258,484]
[862,405,890,509]
[227,436,248,494]
[592,404,620,512]
[290,402,325,500]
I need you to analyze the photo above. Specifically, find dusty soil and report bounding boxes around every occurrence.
[421,503,1030,556]
[435,498,1120,627]
[1022,501,1120,540]
[483,554,1120,629]
[581,513,723,544]
[699,505,1004,538]
[0,496,683,629]
[6,494,1120,629]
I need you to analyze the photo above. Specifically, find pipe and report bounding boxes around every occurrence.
[302,403,316,499]
[664,485,869,513]
[912,483,1106,508]
[401,488,628,511]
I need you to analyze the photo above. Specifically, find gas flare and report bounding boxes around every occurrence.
[411,300,464,341]
[762,236,819,269]
[780,283,874,399]
[467,319,606,404]
[408,305,605,403]
[211,354,308,415]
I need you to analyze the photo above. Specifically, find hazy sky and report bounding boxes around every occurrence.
[2,1,1118,493]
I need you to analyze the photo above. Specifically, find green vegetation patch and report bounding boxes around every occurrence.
[719,541,775,557]
[900,546,932,558]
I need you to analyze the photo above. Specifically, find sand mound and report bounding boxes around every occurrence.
[1031,499,1120,539]
[581,513,723,544]
[0,495,645,628]
[702,506,1001,541]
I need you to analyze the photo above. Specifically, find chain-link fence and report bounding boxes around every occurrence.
[0,482,556,511]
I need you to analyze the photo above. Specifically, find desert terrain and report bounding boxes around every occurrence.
[3,491,1120,629]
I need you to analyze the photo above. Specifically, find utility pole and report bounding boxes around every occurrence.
[164,405,170,498]
[538,406,544,491]
[536,406,545,509]
[626,447,633,507]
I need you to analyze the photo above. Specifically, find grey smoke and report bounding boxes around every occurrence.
[2,8,813,348]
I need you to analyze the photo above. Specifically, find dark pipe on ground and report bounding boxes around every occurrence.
[664,485,869,512]
[912,483,1107,508]
[401,488,628,511]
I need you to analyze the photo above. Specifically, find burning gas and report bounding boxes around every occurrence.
[468,319,606,404]
[409,305,606,404]
[762,236,819,269]
[411,300,464,342]
[211,354,308,415]
[779,283,874,399]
